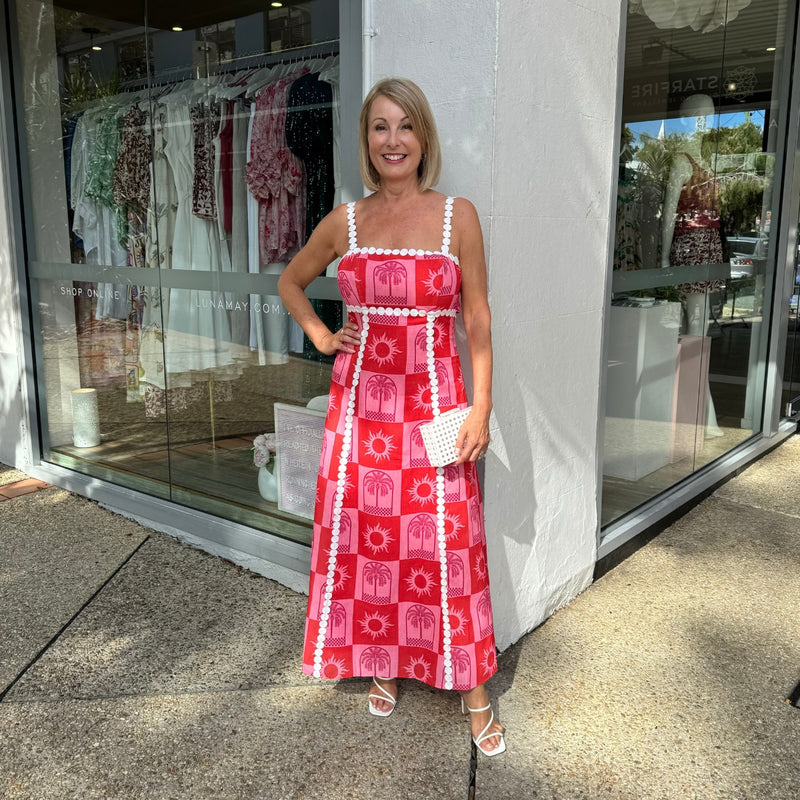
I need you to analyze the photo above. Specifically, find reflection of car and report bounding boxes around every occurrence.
[726,234,769,278]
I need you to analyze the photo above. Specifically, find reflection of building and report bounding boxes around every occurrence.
[1,0,799,654]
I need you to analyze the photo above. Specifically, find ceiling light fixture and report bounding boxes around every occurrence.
[82,26,102,52]
[172,26,184,32]
[630,0,753,34]
[766,46,776,52]
[271,2,283,7]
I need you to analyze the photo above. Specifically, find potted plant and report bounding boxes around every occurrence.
[253,433,279,502]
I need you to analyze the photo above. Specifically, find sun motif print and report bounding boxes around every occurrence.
[302,196,497,690]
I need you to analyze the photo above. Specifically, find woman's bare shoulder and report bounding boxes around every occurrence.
[451,196,479,217]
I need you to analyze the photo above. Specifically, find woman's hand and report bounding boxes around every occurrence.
[317,320,361,356]
[454,407,491,464]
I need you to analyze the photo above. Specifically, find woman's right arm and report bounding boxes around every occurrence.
[278,205,360,355]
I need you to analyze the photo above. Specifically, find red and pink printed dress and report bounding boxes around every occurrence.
[302,196,497,691]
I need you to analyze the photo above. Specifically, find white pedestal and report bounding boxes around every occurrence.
[71,388,100,447]
[604,303,680,480]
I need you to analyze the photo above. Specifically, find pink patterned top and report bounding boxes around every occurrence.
[246,73,307,264]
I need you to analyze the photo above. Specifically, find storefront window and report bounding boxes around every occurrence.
[602,0,793,526]
[12,0,356,544]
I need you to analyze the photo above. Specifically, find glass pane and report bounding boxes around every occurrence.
[782,189,800,415]
[15,0,345,545]
[603,0,790,526]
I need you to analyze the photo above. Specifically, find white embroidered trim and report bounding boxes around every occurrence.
[313,302,456,689]
[346,305,458,319]
[345,197,459,266]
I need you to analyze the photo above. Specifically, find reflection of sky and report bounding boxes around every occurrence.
[628,109,765,142]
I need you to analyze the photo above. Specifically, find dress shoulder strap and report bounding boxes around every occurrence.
[442,196,454,255]
[346,201,358,251]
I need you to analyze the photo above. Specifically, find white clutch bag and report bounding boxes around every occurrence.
[419,406,472,467]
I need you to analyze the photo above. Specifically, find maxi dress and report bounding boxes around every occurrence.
[302,197,498,691]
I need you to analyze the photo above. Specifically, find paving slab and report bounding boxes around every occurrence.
[0,682,472,800]
[0,478,50,499]
[6,534,309,702]
[714,435,800,518]
[0,488,149,691]
[478,496,800,800]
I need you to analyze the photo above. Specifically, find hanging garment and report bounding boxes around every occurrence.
[285,71,342,363]
[112,104,151,218]
[227,98,252,348]
[246,73,307,264]
[319,63,342,207]
[72,109,130,321]
[302,197,498,691]
[246,95,290,364]
[161,97,239,382]
[191,102,219,221]
[285,72,334,233]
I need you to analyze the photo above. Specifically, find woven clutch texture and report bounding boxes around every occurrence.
[419,406,472,467]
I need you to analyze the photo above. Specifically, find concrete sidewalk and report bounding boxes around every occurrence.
[1,439,799,799]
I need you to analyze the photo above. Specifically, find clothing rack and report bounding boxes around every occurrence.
[116,39,340,93]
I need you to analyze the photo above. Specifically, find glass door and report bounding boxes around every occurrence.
[781,178,800,417]
[602,0,796,526]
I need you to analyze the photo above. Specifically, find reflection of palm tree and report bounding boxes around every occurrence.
[375,260,405,300]
[368,375,395,417]
[362,645,390,675]
[364,561,391,596]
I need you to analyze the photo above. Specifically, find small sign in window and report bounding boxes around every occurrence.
[274,402,326,520]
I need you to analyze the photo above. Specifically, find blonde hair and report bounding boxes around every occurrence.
[358,78,442,192]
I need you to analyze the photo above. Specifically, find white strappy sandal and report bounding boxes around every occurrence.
[461,697,507,756]
[368,677,398,717]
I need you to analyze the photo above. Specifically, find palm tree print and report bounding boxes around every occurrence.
[477,588,494,638]
[451,647,472,690]
[410,423,427,466]
[362,560,392,604]
[360,646,391,676]
[363,469,394,515]
[373,260,407,303]
[406,604,435,648]
[365,375,397,421]
[326,601,347,647]
[408,513,436,558]
[446,552,465,597]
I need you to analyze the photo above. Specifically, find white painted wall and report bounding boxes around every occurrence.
[370,0,623,649]
[0,56,31,470]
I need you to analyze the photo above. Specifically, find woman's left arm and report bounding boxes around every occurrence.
[453,198,493,464]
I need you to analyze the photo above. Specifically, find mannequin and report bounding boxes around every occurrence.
[660,96,723,435]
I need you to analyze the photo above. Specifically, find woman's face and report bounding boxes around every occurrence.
[367,95,422,186]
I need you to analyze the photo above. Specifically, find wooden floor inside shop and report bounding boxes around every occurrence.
[50,356,332,530]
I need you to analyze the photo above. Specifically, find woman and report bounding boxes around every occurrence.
[278,77,504,756]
